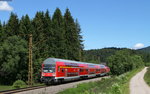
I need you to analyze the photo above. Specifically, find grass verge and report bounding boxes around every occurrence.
[0,83,44,91]
[120,67,143,94]
[58,67,143,94]
[0,85,12,91]
[144,67,150,86]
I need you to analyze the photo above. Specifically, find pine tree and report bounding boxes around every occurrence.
[64,8,79,60]
[0,21,2,31]
[0,21,2,42]
[0,21,2,35]
[32,12,46,59]
[43,10,54,58]
[19,14,33,40]
[75,20,84,61]
[52,8,66,58]
[5,12,19,36]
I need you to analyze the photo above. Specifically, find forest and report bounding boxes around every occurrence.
[0,8,84,85]
[0,8,149,85]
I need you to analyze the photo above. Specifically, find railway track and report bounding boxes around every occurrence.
[0,85,47,94]
[0,76,109,94]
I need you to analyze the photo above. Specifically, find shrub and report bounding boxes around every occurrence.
[12,80,27,89]
[110,83,122,94]
[144,67,150,86]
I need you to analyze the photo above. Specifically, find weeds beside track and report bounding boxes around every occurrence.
[0,85,46,94]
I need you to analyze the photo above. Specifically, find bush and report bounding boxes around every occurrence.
[144,67,150,86]
[145,62,150,66]
[12,80,27,89]
[110,83,122,94]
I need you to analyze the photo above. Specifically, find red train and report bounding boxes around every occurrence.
[41,58,110,85]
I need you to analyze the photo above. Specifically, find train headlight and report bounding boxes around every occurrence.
[42,73,44,76]
[53,73,56,76]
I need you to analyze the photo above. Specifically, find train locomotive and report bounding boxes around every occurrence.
[41,58,110,85]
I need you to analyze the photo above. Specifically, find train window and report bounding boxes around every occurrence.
[80,69,84,72]
[80,69,82,72]
[58,67,60,72]
[96,69,99,72]
[86,69,88,72]
[43,64,55,73]
[62,68,64,72]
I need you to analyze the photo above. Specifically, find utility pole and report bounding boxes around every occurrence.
[98,56,100,64]
[28,34,33,86]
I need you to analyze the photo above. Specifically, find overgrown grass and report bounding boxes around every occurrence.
[120,67,143,94]
[58,67,143,94]
[144,67,150,86]
[0,85,12,91]
[0,83,44,91]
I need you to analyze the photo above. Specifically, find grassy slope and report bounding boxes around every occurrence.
[58,67,143,94]
[144,67,150,86]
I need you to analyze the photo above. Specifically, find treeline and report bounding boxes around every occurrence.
[84,47,124,63]
[139,46,150,54]
[138,46,150,65]
[107,49,144,75]
[84,48,148,75]
[84,47,150,63]
[0,8,84,84]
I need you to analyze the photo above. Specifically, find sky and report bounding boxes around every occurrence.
[0,0,150,50]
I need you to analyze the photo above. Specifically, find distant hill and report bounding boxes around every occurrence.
[138,46,150,54]
[84,47,134,63]
[84,47,150,64]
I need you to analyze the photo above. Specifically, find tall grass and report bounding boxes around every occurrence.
[0,85,12,91]
[58,67,143,94]
[144,67,150,86]
[120,67,143,94]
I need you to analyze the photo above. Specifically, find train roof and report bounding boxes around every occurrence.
[43,58,105,66]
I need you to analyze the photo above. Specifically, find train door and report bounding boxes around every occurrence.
[78,68,80,76]
[65,69,68,77]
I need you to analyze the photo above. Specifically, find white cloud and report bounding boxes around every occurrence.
[133,43,144,49]
[0,1,13,11]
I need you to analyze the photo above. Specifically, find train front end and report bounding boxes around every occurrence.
[41,58,56,84]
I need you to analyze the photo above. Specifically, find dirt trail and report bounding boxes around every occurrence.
[17,76,108,94]
[130,67,150,94]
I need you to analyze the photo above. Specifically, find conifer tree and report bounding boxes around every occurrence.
[32,12,46,59]
[43,10,54,58]
[0,21,2,42]
[64,8,79,60]
[0,21,2,35]
[19,14,33,40]
[52,8,66,58]
[0,21,2,31]
[5,13,19,36]
[75,20,84,61]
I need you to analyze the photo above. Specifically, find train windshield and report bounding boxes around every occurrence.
[43,64,55,73]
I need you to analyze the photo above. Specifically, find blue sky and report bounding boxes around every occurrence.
[0,0,150,50]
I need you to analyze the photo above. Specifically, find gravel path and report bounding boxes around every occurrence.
[130,67,150,94]
[17,76,108,94]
